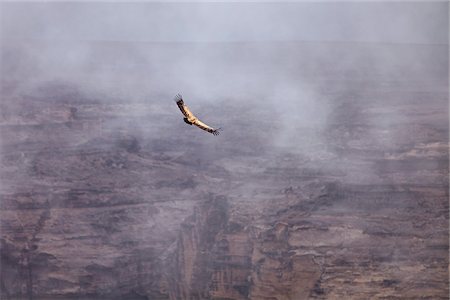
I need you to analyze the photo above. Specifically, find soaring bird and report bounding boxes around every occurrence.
[175,94,220,136]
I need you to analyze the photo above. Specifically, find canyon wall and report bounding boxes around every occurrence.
[1,41,448,299]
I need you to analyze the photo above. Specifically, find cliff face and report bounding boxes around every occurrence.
[0,41,448,299]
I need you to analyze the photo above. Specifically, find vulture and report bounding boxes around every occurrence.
[175,94,220,136]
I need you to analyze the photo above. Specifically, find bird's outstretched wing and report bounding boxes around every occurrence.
[192,119,220,136]
[175,94,196,121]
[174,94,220,136]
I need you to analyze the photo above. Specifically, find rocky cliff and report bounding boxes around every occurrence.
[1,41,448,299]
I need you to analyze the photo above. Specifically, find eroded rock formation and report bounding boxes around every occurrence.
[1,41,448,299]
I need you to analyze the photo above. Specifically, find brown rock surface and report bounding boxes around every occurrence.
[1,41,448,299]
